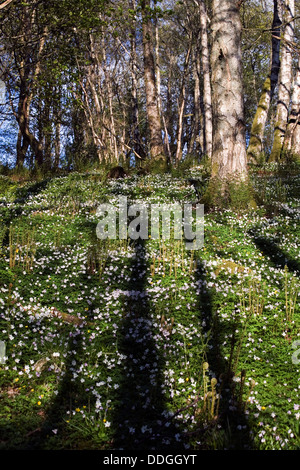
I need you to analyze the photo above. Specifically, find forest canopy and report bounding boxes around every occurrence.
[0,0,299,176]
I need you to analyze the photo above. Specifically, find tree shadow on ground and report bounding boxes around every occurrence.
[111,239,187,451]
[13,179,51,204]
[0,177,54,252]
[193,257,254,450]
[24,323,87,449]
[249,228,300,276]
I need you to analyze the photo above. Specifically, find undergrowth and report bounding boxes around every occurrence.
[0,162,299,450]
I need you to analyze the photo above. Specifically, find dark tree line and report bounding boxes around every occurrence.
[0,0,299,201]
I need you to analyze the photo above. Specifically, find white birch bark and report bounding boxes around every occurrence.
[155,16,162,119]
[196,0,212,158]
[270,0,295,161]
[129,0,143,162]
[175,44,191,163]
[101,37,119,163]
[285,57,300,156]
[210,0,248,182]
[188,47,201,155]
[247,0,282,162]
[141,0,165,161]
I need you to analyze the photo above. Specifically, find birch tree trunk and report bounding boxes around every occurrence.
[53,86,62,170]
[207,0,248,203]
[154,15,162,120]
[269,0,295,161]
[129,0,143,164]
[77,33,109,164]
[54,120,61,170]
[175,43,191,163]
[196,0,212,158]
[165,52,176,158]
[101,37,119,164]
[14,7,47,168]
[141,0,165,163]
[247,0,282,163]
[284,57,300,156]
[188,46,201,155]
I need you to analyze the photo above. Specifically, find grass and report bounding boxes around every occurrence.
[0,163,299,450]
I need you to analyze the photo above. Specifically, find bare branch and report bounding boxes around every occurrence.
[0,0,14,10]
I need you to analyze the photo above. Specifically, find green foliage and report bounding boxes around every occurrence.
[0,168,299,450]
[227,177,257,211]
[142,156,169,175]
[0,176,18,201]
[201,175,256,211]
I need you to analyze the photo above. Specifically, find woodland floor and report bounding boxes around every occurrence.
[0,162,299,451]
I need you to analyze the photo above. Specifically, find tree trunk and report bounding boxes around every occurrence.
[129,0,143,164]
[154,14,162,120]
[284,57,300,157]
[16,129,29,169]
[17,79,44,167]
[197,0,213,158]
[12,7,46,169]
[141,0,165,162]
[188,46,201,156]
[53,86,61,170]
[80,76,104,164]
[175,43,191,163]
[165,52,176,159]
[269,0,295,161]
[209,0,248,187]
[43,95,52,171]
[247,0,282,163]
[54,121,61,170]
[101,35,118,163]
